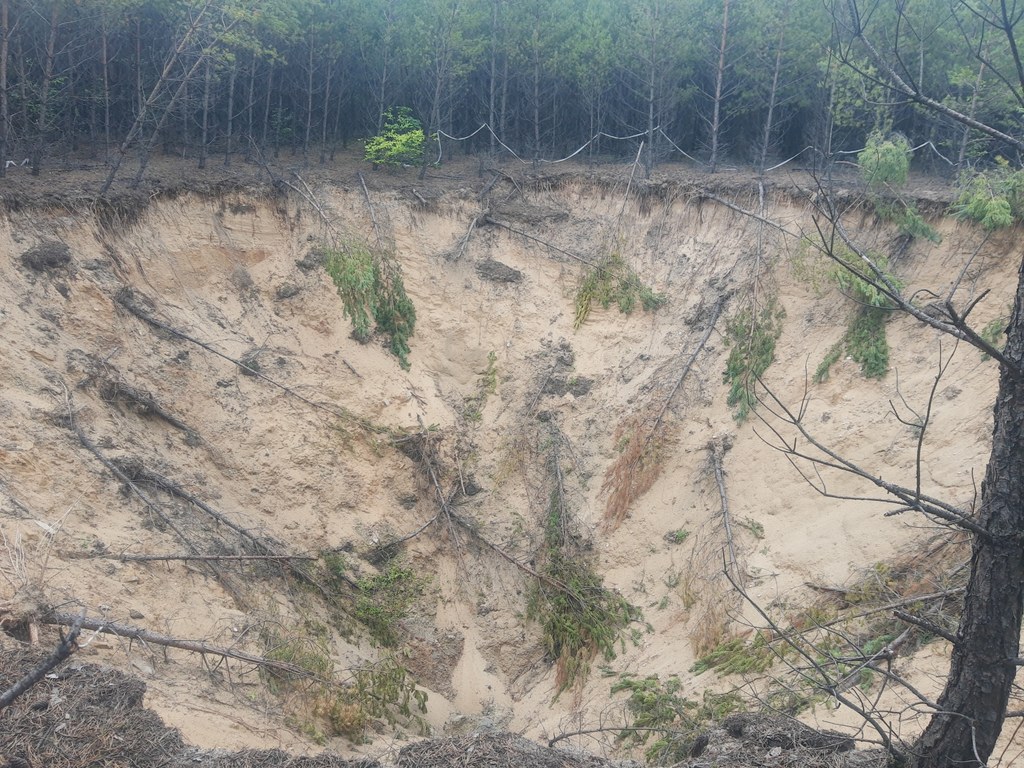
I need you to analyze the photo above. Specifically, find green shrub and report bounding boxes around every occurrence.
[324,241,417,369]
[980,315,1008,359]
[355,562,425,646]
[574,252,666,329]
[813,341,844,383]
[364,107,425,167]
[724,298,786,422]
[846,306,890,378]
[691,635,774,676]
[954,158,1024,229]
[529,482,640,694]
[814,249,901,380]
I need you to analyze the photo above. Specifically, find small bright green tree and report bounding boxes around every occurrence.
[858,132,910,188]
[364,107,425,167]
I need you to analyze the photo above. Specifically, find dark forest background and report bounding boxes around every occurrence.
[0,0,1016,184]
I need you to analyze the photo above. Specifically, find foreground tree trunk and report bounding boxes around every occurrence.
[911,261,1024,767]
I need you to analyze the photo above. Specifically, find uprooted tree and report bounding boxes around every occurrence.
[754,2,1024,766]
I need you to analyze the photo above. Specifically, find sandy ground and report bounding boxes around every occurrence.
[0,150,1019,762]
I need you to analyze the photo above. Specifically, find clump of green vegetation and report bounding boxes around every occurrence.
[739,517,764,540]
[723,297,786,422]
[815,249,902,381]
[980,315,1009,359]
[364,107,425,167]
[953,157,1024,229]
[463,350,498,423]
[859,132,910,187]
[529,476,641,694]
[354,561,426,646]
[263,622,334,692]
[813,341,844,383]
[667,528,690,544]
[574,252,666,329]
[612,674,742,764]
[324,240,416,369]
[691,634,775,676]
[858,132,940,242]
[846,304,890,378]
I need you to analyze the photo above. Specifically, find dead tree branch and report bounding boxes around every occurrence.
[482,216,600,268]
[114,288,375,431]
[0,613,83,711]
[42,613,319,680]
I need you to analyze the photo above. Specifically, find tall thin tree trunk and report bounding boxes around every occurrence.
[0,0,9,178]
[708,0,730,174]
[261,62,273,148]
[31,2,60,177]
[199,60,211,169]
[132,53,208,188]
[179,76,189,156]
[959,58,986,168]
[319,57,332,165]
[488,0,499,156]
[245,52,256,158]
[304,33,315,162]
[532,27,540,167]
[758,0,789,174]
[224,61,236,166]
[135,18,144,118]
[101,16,111,162]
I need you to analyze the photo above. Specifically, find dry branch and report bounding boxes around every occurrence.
[0,613,83,710]
[483,216,599,268]
[77,553,316,563]
[99,377,198,441]
[42,613,318,680]
[114,288,372,431]
[357,171,383,248]
[710,438,742,588]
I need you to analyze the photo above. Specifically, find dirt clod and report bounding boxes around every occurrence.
[21,241,71,271]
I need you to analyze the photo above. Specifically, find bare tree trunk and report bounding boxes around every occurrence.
[708,0,730,174]
[0,0,8,179]
[224,60,235,166]
[135,17,144,117]
[132,54,208,188]
[245,52,256,159]
[532,27,540,167]
[198,59,211,169]
[758,0,789,174]
[31,2,60,177]
[303,32,314,162]
[958,58,986,168]
[488,0,499,156]
[261,61,273,148]
[319,56,332,165]
[100,14,111,162]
